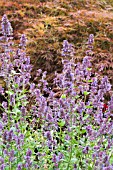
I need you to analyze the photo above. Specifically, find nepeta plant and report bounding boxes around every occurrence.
[0,14,113,170]
[0,15,37,170]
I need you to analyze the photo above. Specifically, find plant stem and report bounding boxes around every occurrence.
[66,107,73,170]
[66,141,73,170]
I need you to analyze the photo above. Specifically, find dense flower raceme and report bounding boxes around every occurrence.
[0,14,113,170]
[1,14,13,36]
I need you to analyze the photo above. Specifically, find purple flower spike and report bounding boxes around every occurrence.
[26,149,32,157]
[1,14,13,36]
[20,34,27,48]
[21,106,26,116]
[24,149,32,168]
[82,146,89,154]
[52,154,57,163]
[88,34,94,45]
[0,164,5,170]
[45,131,52,140]
[9,149,15,161]
[0,122,3,131]
[61,40,74,57]
[0,157,4,164]
[17,164,22,170]
[2,101,7,109]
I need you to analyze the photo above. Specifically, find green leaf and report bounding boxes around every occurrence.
[84,91,90,96]
[61,94,66,99]
[6,90,14,95]
[83,114,89,120]
[86,105,93,109]
[14,83,19,88]
[88,79,93,83]
[75,149,82,157]
[22,89,28,93]
[12,107,21,114]
[110,155,113,164]
[75,95,80,99]
[87,67,92,71]
[58,120,65,127]
[81,129,86,134]
[76,126,81,133]
[88,165,93,170]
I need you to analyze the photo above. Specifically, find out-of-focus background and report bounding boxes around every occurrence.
[0,0,113,86]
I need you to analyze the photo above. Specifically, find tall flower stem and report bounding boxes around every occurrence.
[66,106,73,170]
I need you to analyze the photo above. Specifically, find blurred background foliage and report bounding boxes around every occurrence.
[0,0,113,86]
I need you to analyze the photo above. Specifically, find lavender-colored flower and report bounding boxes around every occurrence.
[17,164,22,170]
[3,149,8,157]
[24,149,32,168]
[2,101,7,109]
[0,157,4,165]
[77,102,85,113]
[14,134,24,150]
[65,134,71,140]
[36,69,42,77]
[52,153,63,167]
[61,40,74,57]
[62,40,69,53]
[0,164,5,170]
[82,56,91,68]
[0,122,3,131]
[103,155,109,164]
[30,83,35,91]
[19,34,27,48]
[58,152,63,160]
[45,131,52,140]
[86,125,92,136]
[82,146,89,154]
[74,164,77,170]
[52,154,57,163]
[15,123,20,133]
[3,130,13,142]
[26,149,32,157]
[0,86,4,94]
[9,94,15,105]
[7,63,13,73]
[100,76,111,92]
[108,95,113,112]
[104,165,113,170]
[8,130,13,141]
[34,89,40,97]
[19,133,24,141]
[9,149,15,162]
[2,112,8,123]
[88,34,94,45]
[24,56,30,65]
[94,145,100,150]
[21,106,26,116]
[1,14,13,36]
[46,113,53,121]
[86,34,94,55]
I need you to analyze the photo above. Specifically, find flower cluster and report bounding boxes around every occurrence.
[0,15,113,170]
